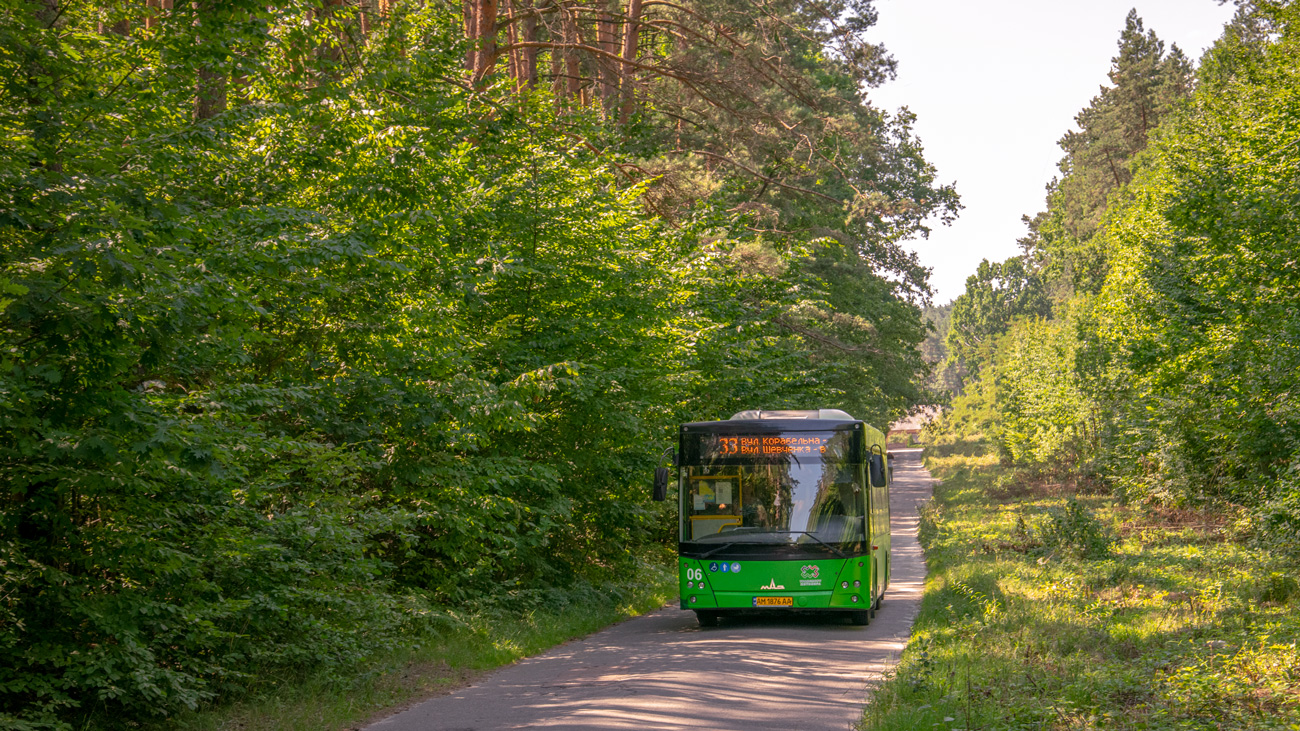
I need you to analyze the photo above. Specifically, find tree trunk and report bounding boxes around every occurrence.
[471,0,499,85]
[193,0,226,121]
[595,5,617,109]
[503,0,517,81]
[550,41,564,99]
[463,0,476,71]
[561,2,581,100]
[359,0,371,37]
[504,0,532,89]
[618,0,642,122]
[519,0,538,88]
[195,66,227,120]
[145,0,161,30]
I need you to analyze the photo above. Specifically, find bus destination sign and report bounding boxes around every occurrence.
[705,433,830,459]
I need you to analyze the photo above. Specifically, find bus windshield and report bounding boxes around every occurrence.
[679,430,864,548]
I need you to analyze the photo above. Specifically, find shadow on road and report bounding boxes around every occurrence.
[369,450,933,731]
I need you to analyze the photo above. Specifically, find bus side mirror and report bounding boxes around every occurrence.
[653,467,669,502]
[869,454,887,487]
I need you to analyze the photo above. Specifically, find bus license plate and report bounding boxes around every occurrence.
[753,596,793,607]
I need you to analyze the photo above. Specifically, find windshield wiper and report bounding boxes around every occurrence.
[786,531,846,558]
[694,531,846,559]
[699,542,739,559]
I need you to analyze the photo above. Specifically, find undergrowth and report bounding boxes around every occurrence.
[861,436,1300,731]
[153,557,676,731]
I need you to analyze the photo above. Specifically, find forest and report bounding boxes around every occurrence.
[871,6,1300,726]
[0,0,958,726]
[936,0,1300,548]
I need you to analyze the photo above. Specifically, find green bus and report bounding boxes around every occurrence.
[654,409,891,627]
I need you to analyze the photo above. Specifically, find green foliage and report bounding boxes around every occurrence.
[919,302,963,397]
[862,439,1300,731]
[993,317,1093,467]
[0,0,950,726]
[944,257,1049,380]
[1037,498,1114,560]
[924,375,1001,445]
[587,0,962,431]
[159,562,677,731]
[1256,465,1300,559]
[623,0,961,301]
[1030,10,1194,296]
[941,6,1300,547]
[919,302,951,365]
[611,0,962,427]
[1093,1,1300,507]
[1258,572,1300,605]
[0,2,677,724]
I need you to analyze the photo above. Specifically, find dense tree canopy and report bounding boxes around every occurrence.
[1096,1,1300,506]
[1029,10,1193,295]
[944,256,1049,380]
[935,2,1300,544]
[0,0,956,726]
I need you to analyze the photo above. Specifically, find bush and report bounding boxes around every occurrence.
[1255,466,1300,558]
[1036,499,1114,560]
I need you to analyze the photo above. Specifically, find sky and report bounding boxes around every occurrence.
[867,0,1239,303]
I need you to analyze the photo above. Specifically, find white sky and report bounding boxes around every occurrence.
[867,0,1238,303]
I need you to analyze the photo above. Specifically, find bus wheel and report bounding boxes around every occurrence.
[695,610,720,627]
[849,610,870,626]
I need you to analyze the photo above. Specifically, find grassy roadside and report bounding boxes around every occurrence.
[861,437,1300,730]
[158,560,676,731]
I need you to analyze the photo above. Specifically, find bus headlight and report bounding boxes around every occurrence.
[851,595,859,603]
[853,580,861,588]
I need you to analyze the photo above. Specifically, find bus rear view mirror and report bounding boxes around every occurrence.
[653,467,669,502]
[869,454,887,487]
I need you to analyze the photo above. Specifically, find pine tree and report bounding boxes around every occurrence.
[1032,10,1193,296]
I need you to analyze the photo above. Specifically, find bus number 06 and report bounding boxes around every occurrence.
[686,567,703,581]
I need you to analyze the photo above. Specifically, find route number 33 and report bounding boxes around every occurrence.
[685,567,703,581]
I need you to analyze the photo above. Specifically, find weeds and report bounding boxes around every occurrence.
[860,436,1300,731]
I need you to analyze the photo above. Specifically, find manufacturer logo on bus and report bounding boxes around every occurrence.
[800,565,820,579]
[760,579,786,590]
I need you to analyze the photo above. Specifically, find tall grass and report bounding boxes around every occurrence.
[861,437,1300,730]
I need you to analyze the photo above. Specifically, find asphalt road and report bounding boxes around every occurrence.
[368,449,932,731]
